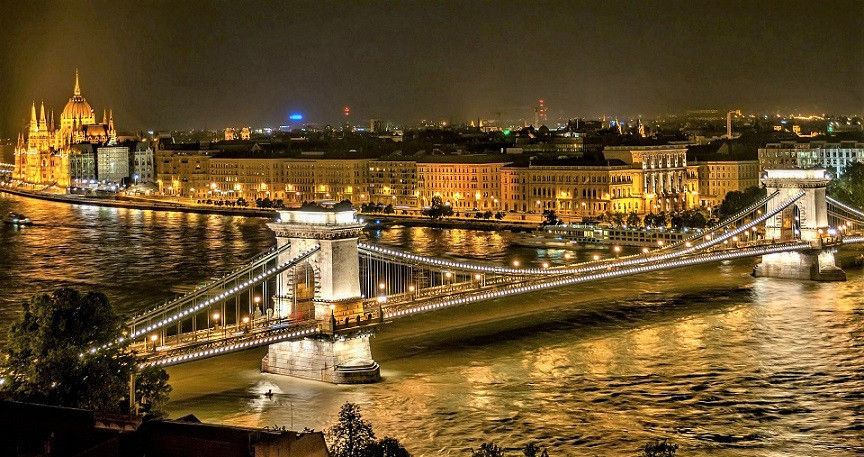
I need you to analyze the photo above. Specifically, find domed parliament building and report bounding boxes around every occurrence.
[14,70,119,187]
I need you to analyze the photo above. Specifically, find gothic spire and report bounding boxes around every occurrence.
[74,68,81,96]
[39,100,46,127]
[30,101,37,125]
[103,109,107,124]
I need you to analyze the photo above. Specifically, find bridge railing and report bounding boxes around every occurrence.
[127,242,289,327]
[664,190,780,250]
[827,197,864,220]
[128,245,320,340]
[381,240,812,319]
[358,191,806,282]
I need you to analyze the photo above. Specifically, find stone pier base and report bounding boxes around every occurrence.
[262,334,380,384]
[753,250,846,282]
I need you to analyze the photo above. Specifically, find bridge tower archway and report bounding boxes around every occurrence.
[762,169,830,242]
[755,168,845,281]
[265,208,380,384]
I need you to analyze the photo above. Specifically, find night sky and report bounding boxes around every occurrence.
[1,0,862,136]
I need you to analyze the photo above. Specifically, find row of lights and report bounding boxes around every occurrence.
[384,242,809,320]
[827,197,864,221]
[145,327,320,367]
[129,243,288,324]
[669,190,779,249]
[362,198,778,282]
[363,191,799,281]
[130,246,320,339]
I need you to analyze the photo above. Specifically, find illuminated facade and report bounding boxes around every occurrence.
[151,147,755,217]
[368,160,419,207]
[416,157,507,211]
[13,71,117,187]
[759,141,864,176]
[501,160,642,217]
[604,145,696,213]
[693,160,760,208]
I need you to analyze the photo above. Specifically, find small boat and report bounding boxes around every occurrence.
[3,212,32,225]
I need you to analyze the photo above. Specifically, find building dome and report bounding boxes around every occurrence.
[60,70,95,128]
[62,96,93,121]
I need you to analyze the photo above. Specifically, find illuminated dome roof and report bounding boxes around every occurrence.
[61,70,94,123]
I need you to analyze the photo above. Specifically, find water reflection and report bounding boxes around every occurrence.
[1,193,862,456]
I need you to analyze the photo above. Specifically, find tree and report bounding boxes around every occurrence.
[334,200,354,211]
[542,209,558,226]
[422,196,453,220]
[670,213,684,230]
[371,437,412,457]
[686,210,708,228]
[327,403,377,457]
[384,204,395,214]
[523,443,549,457]
[627,211,642,227]
[136,365,172,416]
[1,288,171,414]
[716,185,766,220]
[471,443,505,457]
[494,211,505,220]
[643,439,678,457]
[483,211,493,219]
[828,162,864,210]
[644,213,656,227]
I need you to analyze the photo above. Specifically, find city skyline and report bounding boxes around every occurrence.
[1,0,862,136]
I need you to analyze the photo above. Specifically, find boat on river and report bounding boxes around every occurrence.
[3,212,32,226]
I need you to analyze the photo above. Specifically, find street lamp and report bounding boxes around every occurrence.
[242,316,250,332]
[150,334,158,352]
[512,260,520,267]
[210,312,220,339]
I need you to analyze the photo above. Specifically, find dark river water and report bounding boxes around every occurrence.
[1,193,862,456]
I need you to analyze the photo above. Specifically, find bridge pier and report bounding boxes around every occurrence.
[754,169,845,282]
[262,332,380,384]
[753,249,846,281]
[263,207,381,384]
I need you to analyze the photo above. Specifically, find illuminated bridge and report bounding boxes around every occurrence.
[110,168,864,384]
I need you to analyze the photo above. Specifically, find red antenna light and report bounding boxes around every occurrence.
[344,106,350,117]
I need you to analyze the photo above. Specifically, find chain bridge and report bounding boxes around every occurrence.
[113,169,864,383]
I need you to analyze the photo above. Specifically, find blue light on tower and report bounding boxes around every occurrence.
[289,113,303,121]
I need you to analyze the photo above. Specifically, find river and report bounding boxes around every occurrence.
[0,192,862,456]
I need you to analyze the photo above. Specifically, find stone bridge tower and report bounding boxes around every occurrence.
[753,168,845,281]
[262,208,380,384]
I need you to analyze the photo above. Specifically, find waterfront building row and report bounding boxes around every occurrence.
[156,145,758,216]
[759,140,864,177]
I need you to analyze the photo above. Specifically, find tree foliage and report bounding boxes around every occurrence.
[828,162,864,210]
[327,403,377,457]
[326,403,412,457]
[422,196,454,220]
[1,288,171,414]
[471,442,505,457]
[643,438,678,457]
[716,185,766,220]
[541,209,558,226]
[523,442,549,457]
